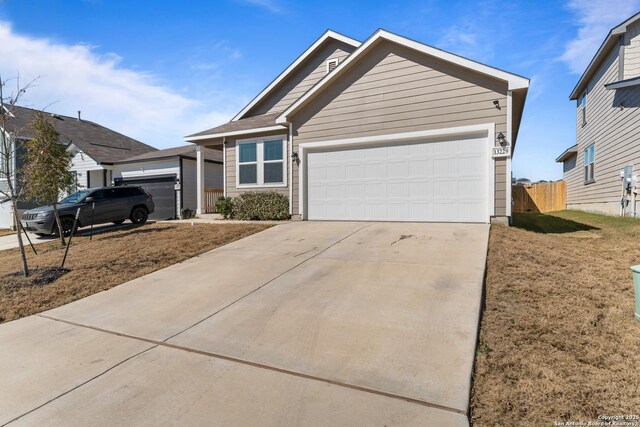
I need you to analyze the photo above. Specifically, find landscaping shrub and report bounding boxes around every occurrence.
[232,191,289,220]
[215,196,234,219]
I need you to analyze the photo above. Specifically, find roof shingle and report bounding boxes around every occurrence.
[2,105,156,163]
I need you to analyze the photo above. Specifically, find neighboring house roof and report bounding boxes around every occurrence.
[184,112,284,141]
[115,145,222,164]
[276,29,530,125]
[2,105,156,164]
[555,144,578,162]
[569,12,640,100]
[231,30,361,122]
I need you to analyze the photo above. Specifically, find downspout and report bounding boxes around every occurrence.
[222,136,227,198]
[179,156,184,217]
[288,123,293,216]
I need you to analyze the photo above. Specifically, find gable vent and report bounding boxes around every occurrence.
[326,58,339,74]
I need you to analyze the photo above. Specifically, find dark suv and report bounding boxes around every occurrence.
[21,186,155,236]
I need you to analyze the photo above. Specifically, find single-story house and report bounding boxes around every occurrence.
[185,29,529,224]
[556,12,640,216]
[111,145,223,220]
[0,105,156,228]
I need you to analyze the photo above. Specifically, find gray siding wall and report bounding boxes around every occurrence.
[244,40,357,117]
[564,44,640,211]
[291,41,509,216]
[624,20,640,79]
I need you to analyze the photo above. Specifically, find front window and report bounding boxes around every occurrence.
[579,90,587,127]
[584,144,595,183]
[237,138,286,186]
[238,142,258,185]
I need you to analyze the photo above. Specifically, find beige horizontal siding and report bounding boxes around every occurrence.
[291,40,508,217]
[245,39,357,117]
[566,43,640,208]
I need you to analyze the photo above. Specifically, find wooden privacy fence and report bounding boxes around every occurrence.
[204,188,224,213]
[512,181,566,213]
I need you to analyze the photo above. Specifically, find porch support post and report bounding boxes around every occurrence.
[196,144,204,215]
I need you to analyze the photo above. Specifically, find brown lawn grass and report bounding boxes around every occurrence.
[0,222,271,323]
[471,211,640,426]
[0,229,15,237]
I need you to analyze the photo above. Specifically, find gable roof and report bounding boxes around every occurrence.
[184,112,284,142]
[231,30,361,122]
[569,12,640,100]
[276,29,530,124]
[555,144,578,162]
[2,105,156,163]
[115,145,222,164]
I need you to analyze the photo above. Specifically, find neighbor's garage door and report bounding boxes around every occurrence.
[306,135,489,222]
[116,176,177,220]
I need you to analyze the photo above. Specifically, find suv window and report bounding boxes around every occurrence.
[90,189,112,201]
[114,187,144,197]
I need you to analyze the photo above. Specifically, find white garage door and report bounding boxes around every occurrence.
[306,135,489,222]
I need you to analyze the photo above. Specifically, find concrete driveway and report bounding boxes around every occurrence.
[0,221,489,426]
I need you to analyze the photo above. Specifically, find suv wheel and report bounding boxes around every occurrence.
[54,217,78,237]
[130,207,148,225]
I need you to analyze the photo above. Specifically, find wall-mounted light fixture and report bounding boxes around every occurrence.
[291,152,299,162]
[620,101,625,111]
[493,100,501,110]
[497,132,507,145]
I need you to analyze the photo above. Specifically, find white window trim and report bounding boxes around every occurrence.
[326,57,340,74]
[236,136,288,188]
[584,144,595,183]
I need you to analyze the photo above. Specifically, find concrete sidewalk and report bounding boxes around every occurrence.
[0,221,489,426]
[0,232,49,251]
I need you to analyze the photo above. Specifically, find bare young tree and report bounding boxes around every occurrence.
[0,74,38,277]
[22,112,74,246]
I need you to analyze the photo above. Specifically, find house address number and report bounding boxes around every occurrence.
[492,145,511,158]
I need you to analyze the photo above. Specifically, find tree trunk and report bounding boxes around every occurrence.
[53,203,66,246]
[12,200,29,277]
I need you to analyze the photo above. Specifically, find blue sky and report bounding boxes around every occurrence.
[0,0,639,181]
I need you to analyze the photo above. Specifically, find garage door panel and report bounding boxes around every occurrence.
[117,176,177,221]
[306,135,488,223]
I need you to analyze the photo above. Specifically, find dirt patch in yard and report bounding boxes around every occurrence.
[471,211,640,426]
[0,223,271,323]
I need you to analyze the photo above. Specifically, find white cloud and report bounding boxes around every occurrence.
[238,0,283,13]
[436,24,494,62]
[0,21,240,149]
[561,0,640,74]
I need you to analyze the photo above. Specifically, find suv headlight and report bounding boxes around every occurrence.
[37,211,54,218]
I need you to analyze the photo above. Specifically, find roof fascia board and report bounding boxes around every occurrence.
[569,12,640,100]
[113,155,221,165]
[184,125,286,142]
[555,145,578,162]
[605,76,640,90]
[231,30,361,122]
[277,30,529,124]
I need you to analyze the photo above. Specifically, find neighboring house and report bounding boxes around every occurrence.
[0,105,156,228]
[111,145,223,220]
[557,12,640,216]
[185,29,529,224]
[514,178,532,186]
